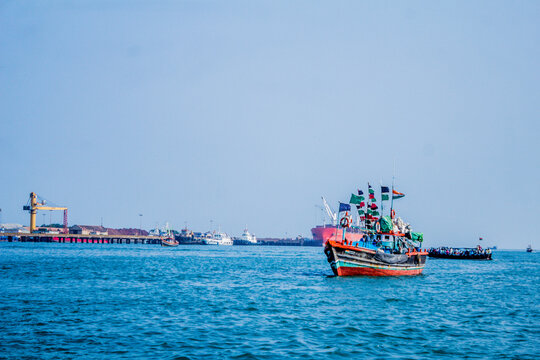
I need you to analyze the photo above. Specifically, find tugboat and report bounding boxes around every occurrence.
[428,246,492,260]
[324,183,427,276]
[527,245,533,253]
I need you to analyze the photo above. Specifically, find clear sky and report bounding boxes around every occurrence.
[1,1,538,248]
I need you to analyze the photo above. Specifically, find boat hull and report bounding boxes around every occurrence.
[324,240,427,277]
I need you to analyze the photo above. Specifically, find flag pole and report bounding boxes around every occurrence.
[380,179,384,218]
[335,202,341,242]
[390,161,395,217]
[367,182,372,230]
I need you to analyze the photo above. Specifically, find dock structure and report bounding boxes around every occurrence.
[1,233,162,245]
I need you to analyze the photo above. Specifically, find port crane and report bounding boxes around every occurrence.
[321,196,337,226]
[23,192,68,233]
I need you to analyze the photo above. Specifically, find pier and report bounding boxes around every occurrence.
[2,233,162,245]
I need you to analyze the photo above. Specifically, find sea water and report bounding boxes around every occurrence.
[0,243,538,359]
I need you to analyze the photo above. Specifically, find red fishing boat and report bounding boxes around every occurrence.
[323,183,427,276]
[160,233,179,247]
[325,238,427,276]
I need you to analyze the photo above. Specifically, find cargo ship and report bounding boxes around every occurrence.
[311,196,365,246]
[311,224,364,246]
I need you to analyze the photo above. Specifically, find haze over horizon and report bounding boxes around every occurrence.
[1,1,539,248]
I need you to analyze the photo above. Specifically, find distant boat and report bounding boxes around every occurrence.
[161,232,179,247]
[234,228,257,245]
[527,245,533,253]
[205,232,233,246]
[428,246,492,260]
[177,228,205,245]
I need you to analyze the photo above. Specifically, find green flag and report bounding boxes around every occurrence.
[371,211,380,216]
[349,193,365,204]
[358,209,365,215]
[381,194,389,201]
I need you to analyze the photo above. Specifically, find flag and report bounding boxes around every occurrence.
[369,193,375,200]
[359,201,365,208]
[349,193,364,204]
[392,189,405,199]
[370,203,378,210]
[381,185,390,201]
[358,209,365,215]
[339,202,351,212]
[357,189,364,196]
[368,184,374,194]
[371,211,379,216]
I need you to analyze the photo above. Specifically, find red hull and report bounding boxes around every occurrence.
[311,225,364,245]
[336,266,424,276]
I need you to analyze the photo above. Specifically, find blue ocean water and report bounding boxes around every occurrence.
[0,243,538,359]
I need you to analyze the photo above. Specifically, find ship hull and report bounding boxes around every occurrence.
[324,240,427,277]
[311,225,364,246]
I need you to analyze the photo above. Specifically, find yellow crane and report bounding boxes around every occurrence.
[23,192,68,233]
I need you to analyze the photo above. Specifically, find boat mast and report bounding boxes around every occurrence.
[367,182,371,230]
[380,179,384,218]
[390,161,395,217]
[335,201,341,242]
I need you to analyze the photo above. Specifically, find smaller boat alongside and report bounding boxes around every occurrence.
[526,245,533,253]
[428,246,492,260]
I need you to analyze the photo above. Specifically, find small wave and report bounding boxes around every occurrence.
[385,298,405,303]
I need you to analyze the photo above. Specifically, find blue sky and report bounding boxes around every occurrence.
[1,1,538,248]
